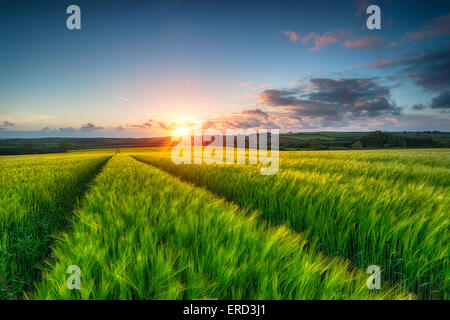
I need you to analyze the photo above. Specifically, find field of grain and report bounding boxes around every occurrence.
[0,151,111,299]
[133,148,449,299]
[0,148,448,300]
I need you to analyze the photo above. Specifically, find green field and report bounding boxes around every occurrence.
[1,148,448,300]
[0,151,111,298]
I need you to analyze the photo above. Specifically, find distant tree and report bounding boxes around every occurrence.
[310,140,325,149]
[445,140,450,148]
[405,136,434,148]
[22,143,36,154]
[58,142,72,151]
[387,134,406,147]
[361,132,407,148]
[352,140,364,149]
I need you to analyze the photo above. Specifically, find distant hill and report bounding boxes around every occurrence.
[279,131,450,150]
[0,137,174,155]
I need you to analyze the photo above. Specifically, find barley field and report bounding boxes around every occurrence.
[0,151,111,299]
[1,148,448,300]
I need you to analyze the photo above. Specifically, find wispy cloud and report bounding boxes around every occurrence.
[2,120,15,127]
[368,46,450,93]
[282,29,356,51]
[344,37,384,49]
[81,123,103,131]
[407,14,450,40]
[302,31,340,51]
[283,30,299,42]
[127,119,175,131]
[0,113,53,127]
[112,95,132,103]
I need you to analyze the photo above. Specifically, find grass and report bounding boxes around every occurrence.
[131,148,449,299]
[30,155,408,299]
[0,152,111,299]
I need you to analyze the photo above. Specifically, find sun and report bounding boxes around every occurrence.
[173,125,190,136]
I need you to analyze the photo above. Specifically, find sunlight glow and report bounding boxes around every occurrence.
[173,125,190,136]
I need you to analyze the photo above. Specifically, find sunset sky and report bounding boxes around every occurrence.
[0,0,449,138]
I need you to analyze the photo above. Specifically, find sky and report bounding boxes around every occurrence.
[0,0,449,138]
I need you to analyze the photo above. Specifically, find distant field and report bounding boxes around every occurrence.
[1,148,448,300]
[1,131,449,155]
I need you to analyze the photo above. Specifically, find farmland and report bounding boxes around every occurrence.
[0,151,111,299]
[0,148,448,300]
[133,148,449,299]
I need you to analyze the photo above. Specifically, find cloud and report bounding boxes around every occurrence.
[81,123,103,131]
[412,103,426,111]
[430,91,450,109]
[204,77,402,131]
[203,108,279,130]
[0,113,52,127]
[400,48,450,93]
[283,30,299,42]
[0,120,16,130]
[369,46,450,93]
[59,127,77,132]
[407,14,450,40]
[353,99,401,117]
[306,78,391,105]
[367,59,393,69]
[256,89,305,107]
[40,126,77,132]
[241,108,269,118]
[302,31,340,50]
[258,78,400,119]
[344,37,383,49]
[128,119,174,131]
[283,29,351,50]
[112,95,132,103]
[2,121,15,127]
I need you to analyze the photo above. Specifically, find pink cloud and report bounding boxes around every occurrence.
[408,14,450,40]
[302,31,340,51]
[344,37,383,49]
[301,31,317,44]
[283,30,299,42]
[283,29,352,51]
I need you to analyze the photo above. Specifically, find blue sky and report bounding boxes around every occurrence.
[0,0,449,137]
